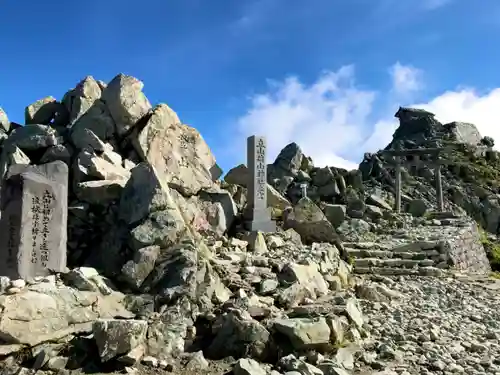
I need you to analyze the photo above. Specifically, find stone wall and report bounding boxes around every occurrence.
[443,221,491,274]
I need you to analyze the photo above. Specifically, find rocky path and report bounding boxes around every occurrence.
[63,274,500,375]
[356,274,500,375]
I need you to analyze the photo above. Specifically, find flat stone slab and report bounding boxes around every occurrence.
[0,161,68,279]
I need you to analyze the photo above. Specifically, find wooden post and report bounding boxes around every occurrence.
[395,156,402,213]
[435,164,444,212]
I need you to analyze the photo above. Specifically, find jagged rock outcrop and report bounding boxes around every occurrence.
[0,73,370,375]
[1,70,499,374]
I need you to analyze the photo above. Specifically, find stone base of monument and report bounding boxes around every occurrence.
[244,207,276,233]
[245,219,277,233]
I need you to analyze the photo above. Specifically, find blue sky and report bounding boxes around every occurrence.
[2,0,500,171]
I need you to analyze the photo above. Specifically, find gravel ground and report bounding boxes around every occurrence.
[355,274,500,375]
[65,274,500,375]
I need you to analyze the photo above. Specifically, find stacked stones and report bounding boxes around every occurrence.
[0,75,498,374]
[0,74,237,281]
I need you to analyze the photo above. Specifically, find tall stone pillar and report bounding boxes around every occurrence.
[245,136,276,232]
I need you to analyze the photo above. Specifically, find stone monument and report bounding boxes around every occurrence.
[0,161,68,279]
[245,136,276,232]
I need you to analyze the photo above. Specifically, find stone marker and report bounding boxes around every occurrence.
[0,161,68,279]
[245,136,276,232]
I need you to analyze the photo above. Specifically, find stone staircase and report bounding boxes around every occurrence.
[345,241,446,277]
[341,212,492,277]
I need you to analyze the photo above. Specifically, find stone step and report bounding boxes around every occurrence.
[426,211,460,220]
[346,248,441,260]
[354,266,444,277]
[354,258,435,268]
[390,242,441,253]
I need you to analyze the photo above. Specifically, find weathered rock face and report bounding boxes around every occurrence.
[284,197,339,244]
[0,107,10,133]
[132,104,219,196]
[25,96,68,127]
[356,105,500,246]
[102,73,152,136]
[0,275,132,347]
[390,107,444,146]
[445,121,482,146]
[268,142,304,181]
[63,76,103,126]
[1,76,500,375]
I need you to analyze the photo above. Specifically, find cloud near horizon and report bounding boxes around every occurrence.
[234,62,500,170]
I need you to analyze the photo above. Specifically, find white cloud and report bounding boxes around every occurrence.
[233,63,500,171]
[389,62,423,94]
[235,66,376,170]
[413,88,500,143]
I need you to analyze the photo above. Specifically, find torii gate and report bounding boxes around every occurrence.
[381,147,446,213]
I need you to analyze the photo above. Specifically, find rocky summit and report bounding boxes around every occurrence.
[0,77,500,375]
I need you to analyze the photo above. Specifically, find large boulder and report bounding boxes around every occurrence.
[223,164,291,210]
[132,104,219,196]
[283,197,339,244]
[102,74,152,136]
[93,319,148,362]
[445,121,482,146]
[392,107,443,145]
[5,124,59,151]
[62,76,103,125]
[25,96,68,126]
[268,142,304,180]
[0,281,132,347]
[0,107,9,133]
[119,162,185,226]
[224,164,248,186]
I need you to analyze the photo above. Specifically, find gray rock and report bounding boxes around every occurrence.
[102,74,151,136]
[207,310,271,360]
[273,317,331,349]
[447,121,482,145]
[70,99,116,141]
[119,162,177,225]
[129,209,186,251]
[69,127,106,152]
[93,319,147,362]
[284,197,339,244]
[40,145,71,165]
[0,107,10,133]
[234,358,267,375]
[75,179,127,205]
[132,104,217,196]
[366,194,392,210]
[74,150,130,182]
[146,301,191,360]
[323,204,346,228]
[6,124,58,151]
[269,142,304,180]
[407,199,427,217]
[62,75,103,125]
[224,164,248,186]
[121,245,160,289]
[25,96,67,126]
[0,281,132,346]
